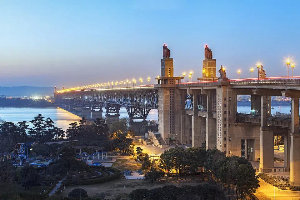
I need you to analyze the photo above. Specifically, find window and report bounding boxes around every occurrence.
[224,144,226,148]
[224,104,227,107]
[224,124,227,127]
[229,124,231,127]
[224,118,227,121]
[229,137,232,141]
[229,97,232,101]
[224,97,226,101]
[224,137,226,141]
[224,111,227,114]
[224,131,226,135]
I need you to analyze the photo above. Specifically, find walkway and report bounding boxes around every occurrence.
[49,177,66,196]
[255,178,300,200]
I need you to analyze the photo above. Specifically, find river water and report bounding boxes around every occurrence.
[0,106,292,130]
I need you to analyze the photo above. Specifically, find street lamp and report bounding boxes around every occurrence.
[147,77,151,83]
[126,79,129,88]
[139,78,143,86]
[237,69,241,79]
[291,63,296,77]
[132,78,136,87]
[182,71,186,81]
[189,71,193,82]
[250,67,254,78]
[286,58,291,78]
[256,62,261,80]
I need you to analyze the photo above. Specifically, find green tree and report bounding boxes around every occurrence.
[129,189,148,200]
[110,118,128,133]
[160,147,186,175]
[20,165,40,189]
[141,153,151,169]
[145,167,165,182]
[68,188,88,199]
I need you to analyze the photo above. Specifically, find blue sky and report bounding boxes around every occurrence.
[0,0,299,87]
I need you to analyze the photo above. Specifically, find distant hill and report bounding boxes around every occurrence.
[0,86,54,97]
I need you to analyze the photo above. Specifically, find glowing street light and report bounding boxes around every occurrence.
[256,62,262,80]
[132,78,136,87]
[126,79,129,88]
[139,78,143,86]
[237,69,241,79]
[286,58,291,78]
[189,71,193,82]
[182,71,186,81]
[147,77,151,83]
[250,67,254,78]
[291,63,296,77]
[202,69,206,77]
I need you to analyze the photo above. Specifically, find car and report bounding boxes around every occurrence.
[93,162,102,166]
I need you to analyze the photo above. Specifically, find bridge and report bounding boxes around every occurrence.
[55,44,300,186]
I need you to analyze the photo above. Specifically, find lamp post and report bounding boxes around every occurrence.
[132,78,136,88]
[286,58,291,78]
[126,79,129,88]
[139,78,143,87]
[250,67,254,78]
[182,71,186,82]
[291,63,296,77]
[256,63,261,80]
[189,71,193,82]
[237,69,241,79]
[147,77,151,84]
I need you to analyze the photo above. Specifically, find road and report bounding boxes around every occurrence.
[255,178,300,200]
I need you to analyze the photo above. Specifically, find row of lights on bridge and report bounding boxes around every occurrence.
[57,58,296,93]
[57,77,152,93]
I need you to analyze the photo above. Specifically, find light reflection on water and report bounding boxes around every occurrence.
[0,107,159,130]
[0,106,292,130]
[0,107,81,130]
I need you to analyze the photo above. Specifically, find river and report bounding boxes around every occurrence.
[0,106,292,130]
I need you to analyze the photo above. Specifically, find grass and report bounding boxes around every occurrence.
[112,158,141,171]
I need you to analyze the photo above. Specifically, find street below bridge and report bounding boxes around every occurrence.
[255,178,300,200]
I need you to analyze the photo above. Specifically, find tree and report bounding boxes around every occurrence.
[160,147,186,175]
[0,161,16,194]
[68,188,88,199]
[185,147,206,173]
[110,118,128,133]
[142,153,151,169]
[145,167,165,182]
[129,189,148,200]
[20,165,40,189]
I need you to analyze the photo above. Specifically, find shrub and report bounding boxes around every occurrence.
[68,188,88,199]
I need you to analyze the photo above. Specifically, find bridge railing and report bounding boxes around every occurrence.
[230,78,300,85]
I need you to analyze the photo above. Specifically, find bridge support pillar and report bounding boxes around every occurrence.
[206,91,216,149]
[82,107,92,119]
[106,114,120,125]
[92,110,103,120]
[259,96,274,172]
[284,133,291,171]
[290,97,300,186]
[192,91,202,147]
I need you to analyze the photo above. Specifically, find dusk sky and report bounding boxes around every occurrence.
[1,0,300,88]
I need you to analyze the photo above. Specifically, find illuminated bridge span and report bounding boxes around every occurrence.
[55,44,300,186]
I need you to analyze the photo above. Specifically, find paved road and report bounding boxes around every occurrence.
[49,177,66,196]
[255,178,300,200]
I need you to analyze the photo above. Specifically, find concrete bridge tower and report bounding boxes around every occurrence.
[156,44,183,144]
[199,45,217,81]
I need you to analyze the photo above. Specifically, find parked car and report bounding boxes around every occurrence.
[92,162,102,166]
